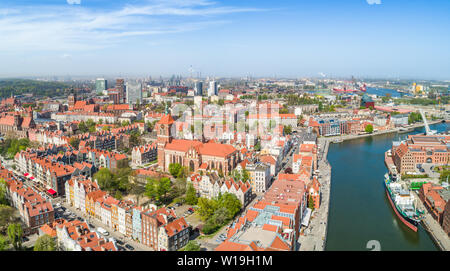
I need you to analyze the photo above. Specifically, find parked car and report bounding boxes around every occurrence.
[125,244,134,250]
[116,240,124,245]
[97,227,109,236]
[88,224,95,229]
[188,207,195,212]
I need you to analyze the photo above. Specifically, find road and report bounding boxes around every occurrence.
[298,138,331,251]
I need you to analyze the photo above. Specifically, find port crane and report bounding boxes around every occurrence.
[419,109,437,135]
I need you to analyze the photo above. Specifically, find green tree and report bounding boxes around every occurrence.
[254,141,261,152]
[241,170,250,183]
[93,168,115,192]
[78,121,88,133]
[0,235,8,251]
[169,163,182,178]
[7,223,23,250]
[185,183,198,205]
[408,112,422,124]
[0,179,8,205]
[130,182,146,206]
[231,170,241,181]
[202,218,219,234]
[308,195,315,210]
[211,207,229,226]
[115,167,132,191]
[197,197,218,221]
[129,131,141,148]
[145,177,172,203]
[34,234,57,251]
[145,178,159,202]
[114,190,123,200]
[365,124,374,133]
[157,177,172,201]
[283,125,292,135]
[184,240,201,251]
[217,193,241,219]
[69,137,80,150]
[0,205,18,235]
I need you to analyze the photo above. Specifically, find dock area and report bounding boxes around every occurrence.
[298,138,331,251]
[412,192,450,251]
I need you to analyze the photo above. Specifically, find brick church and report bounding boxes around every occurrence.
[156,113,240,175]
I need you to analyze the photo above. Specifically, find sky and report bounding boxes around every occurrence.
[0,0,449,79]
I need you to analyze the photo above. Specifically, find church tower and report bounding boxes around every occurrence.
[68,92,77,107]
[156,111,175,170]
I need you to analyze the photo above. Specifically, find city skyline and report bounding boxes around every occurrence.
[1,0,450,79]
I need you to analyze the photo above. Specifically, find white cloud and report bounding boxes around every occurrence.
[0,1,264,53]
[67,0,81,4]
[366,0,382,4]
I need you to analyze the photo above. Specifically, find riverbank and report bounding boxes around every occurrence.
[325,122,448,250]
[298,138,331,251]
[327,120,444,144]
[412,192,450,251]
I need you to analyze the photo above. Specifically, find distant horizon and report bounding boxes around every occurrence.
[1,74,449,83]
[1,1,449,80]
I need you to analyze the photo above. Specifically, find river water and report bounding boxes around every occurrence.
[366,87,412,98]
[325,122,449,251]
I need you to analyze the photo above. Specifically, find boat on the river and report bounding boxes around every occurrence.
[384,173,424,232]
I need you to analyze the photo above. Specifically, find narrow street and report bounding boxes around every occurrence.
[298,138,331,251]
[55,197,153,251]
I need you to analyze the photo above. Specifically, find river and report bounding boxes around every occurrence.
[325,122,449,251]
[366,87,412,98]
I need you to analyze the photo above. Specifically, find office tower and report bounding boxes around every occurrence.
[96,78,107,94]
[126,81,143,105]
[194,81,203,96]
[116,79,125,103]
[208,80,218,97]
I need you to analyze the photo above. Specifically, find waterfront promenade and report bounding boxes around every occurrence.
[298,138,331,251]
[326,120,444,143]
[412,192,450,251]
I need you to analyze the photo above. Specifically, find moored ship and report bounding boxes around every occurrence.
[384,173,423,232]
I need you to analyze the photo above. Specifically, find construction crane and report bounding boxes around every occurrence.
[419,109,437,135]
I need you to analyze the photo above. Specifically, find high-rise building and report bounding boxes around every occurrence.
[116,79,125,103]
[194,81,203,96]
[208,80,218,97]
[96,78,107,94]
[126,81,142,105]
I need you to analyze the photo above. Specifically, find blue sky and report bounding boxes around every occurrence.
[0,0,449,79]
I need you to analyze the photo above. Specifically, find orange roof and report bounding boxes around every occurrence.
[215,240,259,251]
[262,224,278,232]
[158,114,175,125]
[268,235,291,251]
